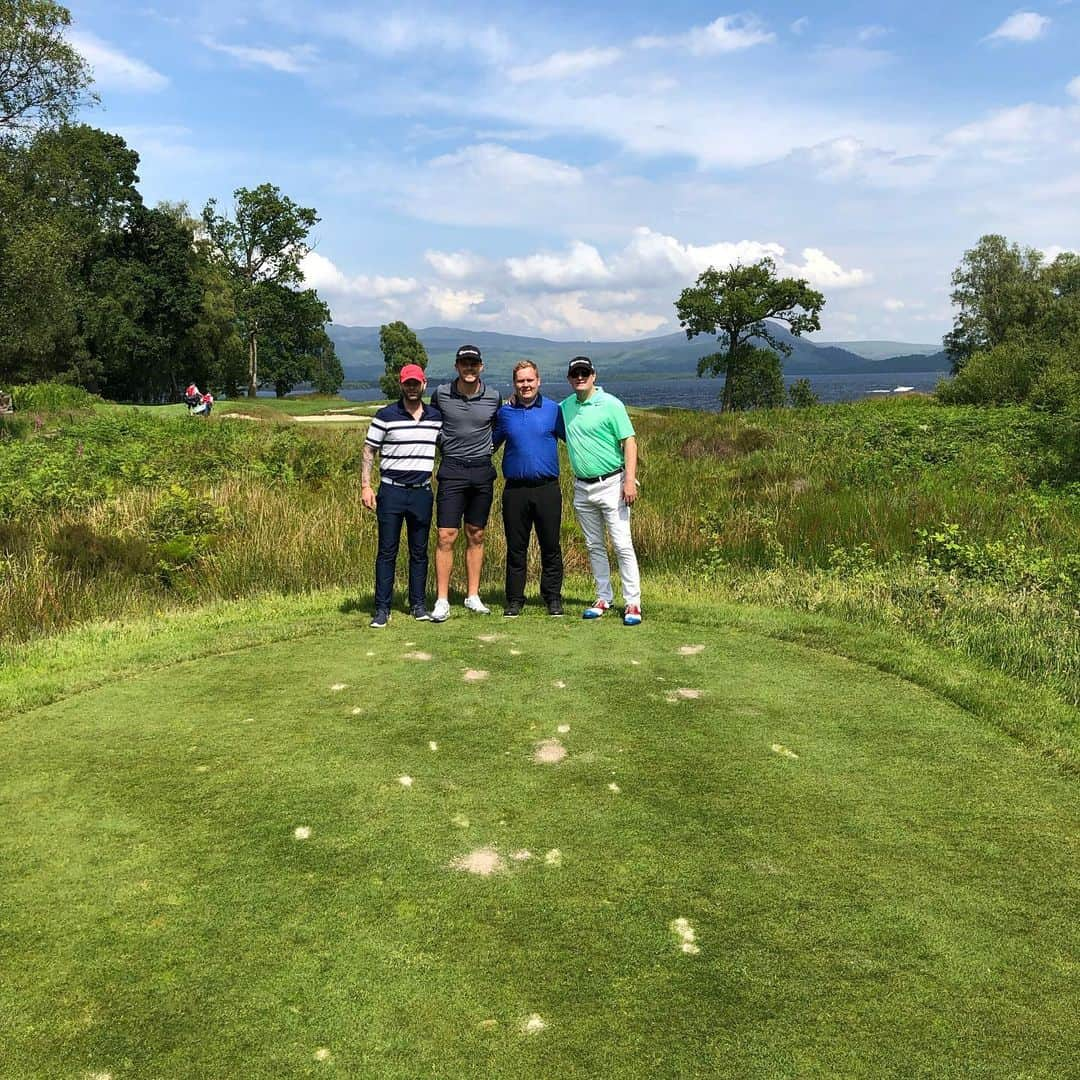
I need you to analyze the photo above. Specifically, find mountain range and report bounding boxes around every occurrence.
[327,324,949,382]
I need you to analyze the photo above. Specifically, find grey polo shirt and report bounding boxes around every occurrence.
[430,379,503,460]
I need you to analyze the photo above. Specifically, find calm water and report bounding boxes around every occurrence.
[334,370,947,410]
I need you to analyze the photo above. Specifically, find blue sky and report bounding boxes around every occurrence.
[64,1,1080,342]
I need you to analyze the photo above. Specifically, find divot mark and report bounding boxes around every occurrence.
[631,659,641,666]
[404,641,416,647]
[452,848,505,876]
[771,743,799,760]
[511,849,533,861]
[521,1013,547,1035]
[398,775,414,788]
[479,1019,498,1030]
[351,707,363,715]
[477,633,504,643]
[403,651,433,661]
[557,723,570,733]
[553,681,567,690]
[533,738,567,764]
[243,717,255,723]
[670,917,700,955]
[678,644,706,656]
[544,849,563,867]
[314,1047,332,1062]
[608,782,621,794]
[509,648,522,656]
[428,740,439,751]
[463,669,489,682]
[665,687,703,703]
[365,651,375,657]
[294,826,311,840]
[451,813,470,828]
[329,683,347,692]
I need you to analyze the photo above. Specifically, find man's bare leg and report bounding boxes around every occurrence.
[436,527,458,600]
[464,524,485,597]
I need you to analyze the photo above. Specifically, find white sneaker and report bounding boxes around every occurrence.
[464,595,491,614]
[431,598,450,623]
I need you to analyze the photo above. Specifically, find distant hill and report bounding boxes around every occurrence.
[327,324,951,383]
[818,340,942,362]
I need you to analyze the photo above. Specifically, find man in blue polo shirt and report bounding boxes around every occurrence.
[493,360,566,617]
[361,364,443,628]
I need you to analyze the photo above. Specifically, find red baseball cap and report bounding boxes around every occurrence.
[399,364,426,384]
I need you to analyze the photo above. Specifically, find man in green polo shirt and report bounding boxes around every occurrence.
[560,356,642,626]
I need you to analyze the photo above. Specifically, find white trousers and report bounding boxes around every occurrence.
[572,473,641,607]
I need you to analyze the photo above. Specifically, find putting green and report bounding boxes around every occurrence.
[2,610,1077,1079]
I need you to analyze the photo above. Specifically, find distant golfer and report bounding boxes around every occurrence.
[561,356,642,626]
[493,360,565,617]
[428,345,503,622]
[184,383,201,412]
[361,364,443,627]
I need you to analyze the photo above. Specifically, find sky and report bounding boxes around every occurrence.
[63,1,1080,343]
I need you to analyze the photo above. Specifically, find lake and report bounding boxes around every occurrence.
[333,370,949,410]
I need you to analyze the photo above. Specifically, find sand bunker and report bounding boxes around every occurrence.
[678,645,706,656]
[403,651,433,661]
[771,743,799,759]
[533,738,567,764]
[463,669,489,682]
[452,848,505,876]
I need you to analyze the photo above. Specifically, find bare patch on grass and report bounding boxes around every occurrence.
[557,723,570,733]
[398,775,414,787]
[771,743,799,759]
[509,648,522,656]
[314,1047,331,1062]
[294,826,311,840]
[479,1019,498,1030]
[452,848,505,876]
[329,683,347,692]
[452,813,470,828]
[194,764,209,772]
[748,858,788,876]
[521,1013,547,1034]
[678,645,706,656]
[477,633,504,643]
[351,707,363,715]
[533,738,567,764]
[553,681,567,690]
[670,917,700,955]
[665,687,703,703]
[608,782,621,793]
[404,651,433,661]
[428,740,438,751]
[463,669,489,682]
[511,849,532,861]
[544,849,563,867]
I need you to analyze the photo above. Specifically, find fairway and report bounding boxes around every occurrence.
[2,609,1077,1079]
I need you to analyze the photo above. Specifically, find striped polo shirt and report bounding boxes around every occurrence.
[365,400,443,485]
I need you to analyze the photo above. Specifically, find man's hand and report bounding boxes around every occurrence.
[361,483,376,510]
[622,478,638,505]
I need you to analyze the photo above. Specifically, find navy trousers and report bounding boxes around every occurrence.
[374,482,433,611]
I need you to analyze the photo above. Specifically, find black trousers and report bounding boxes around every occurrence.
[502,479,563,604]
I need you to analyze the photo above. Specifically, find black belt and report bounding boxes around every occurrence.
[381,477,431,489]
[505,476,558,488]
[578,468,623,484]
[444,456,492,468]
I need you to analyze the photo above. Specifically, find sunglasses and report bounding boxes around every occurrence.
[568,370,593,378]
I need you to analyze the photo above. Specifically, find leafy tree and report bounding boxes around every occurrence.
[943,235,1048,374]
[788,377,819,408]
[0,0,94,133]
[675,259,825,412]
[201,184,319,397]
[378,320,428,398]
[251,283,336,397]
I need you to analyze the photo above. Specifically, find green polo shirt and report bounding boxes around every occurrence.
[560,387,635,478]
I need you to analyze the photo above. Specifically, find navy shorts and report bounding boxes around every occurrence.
[436,460,496,529]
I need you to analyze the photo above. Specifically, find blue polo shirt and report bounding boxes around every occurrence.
[493,394,565,481]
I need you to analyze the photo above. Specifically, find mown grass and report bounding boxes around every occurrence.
[2,598,1077,1078]
[2,396,1080,706]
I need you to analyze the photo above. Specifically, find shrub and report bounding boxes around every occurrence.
[788,378,820,408]
[11,382,98,412]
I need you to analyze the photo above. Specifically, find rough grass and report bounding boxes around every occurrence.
[1,597,1077,1079]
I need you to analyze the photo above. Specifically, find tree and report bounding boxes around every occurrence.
[675,259,825,412]
[201,184,319,396]
[788,377,819,408]
[0,0,94,133]
[378,320,428,398]
[943,234,1048,374]
[251,283,336,397]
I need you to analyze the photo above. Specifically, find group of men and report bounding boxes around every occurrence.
[361,344,643,628]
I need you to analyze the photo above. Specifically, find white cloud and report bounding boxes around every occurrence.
[300,251,417,299]
[508,47,623,83]
[424,250,488,280]
[68,31,168,92]
[201,37,316,74]
[789,248,870,289]
[944,103,1072,161]
[884,298,906,311]
[426,287,486,321]
[318,11,509,62]
[985,11,1051,43]
[427,143,583,188]
[1068,75,1080,100]
[506,241,611,289]
[790,17,810,35]
[635,14,775,54]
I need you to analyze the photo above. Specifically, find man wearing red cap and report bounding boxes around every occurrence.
[361,364,443,627]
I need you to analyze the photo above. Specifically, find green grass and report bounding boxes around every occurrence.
[1,596,1078,1078]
